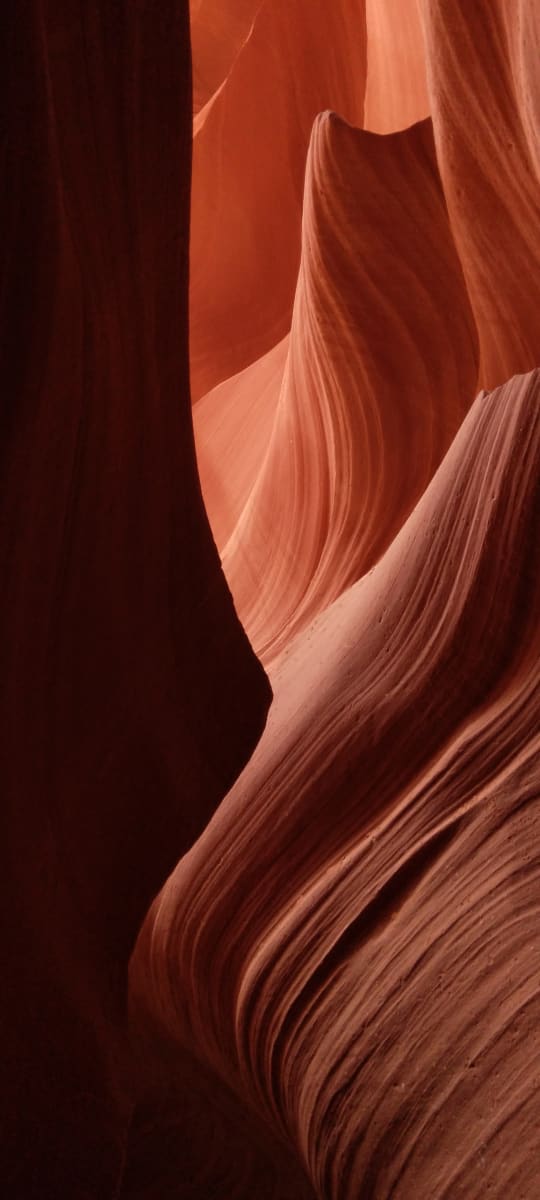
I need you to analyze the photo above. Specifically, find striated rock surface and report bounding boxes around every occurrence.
[194,336,288,551]
[129,370,540,1199]
[4,3,540,1196]
[505,0,540,182]
[189,0,367,400]
[223,114,479,663]
[0,3,270,1194]
[421,0,540,389]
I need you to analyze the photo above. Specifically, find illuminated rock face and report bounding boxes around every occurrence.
[0,4,269,1195]
[222,114,479,663]
[193,335,289,551]
[128,2,539,1198]
[421,0,540,389]
[131,370,540,1199]
[3,3,539,1198]
[364,0,429,133]
[189,0,368,400]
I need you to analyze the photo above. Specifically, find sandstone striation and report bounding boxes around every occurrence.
[189,0,367,400]
[223,115,479,662]
[130,372,540,1199]
[0,4,269,1194]
[421,0,540,388]
[3,3,539,1196]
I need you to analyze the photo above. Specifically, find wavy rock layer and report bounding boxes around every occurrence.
[189,0,367,400]
[189,0,264,114]
[194,336,288,551]
[364,0,429,133]
[223,114,479,663]
[421,0,540,389]
[0,5,270,1194]
[129,370,540,1199]
[506,0,540,181]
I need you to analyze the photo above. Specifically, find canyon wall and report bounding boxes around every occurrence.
[0,3,269,1194]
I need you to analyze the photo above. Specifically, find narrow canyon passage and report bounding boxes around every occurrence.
[1,2,538,1197]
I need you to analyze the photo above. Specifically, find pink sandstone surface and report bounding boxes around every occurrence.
[1,2,539,1196]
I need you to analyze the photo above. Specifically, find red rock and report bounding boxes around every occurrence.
[190,0,264,114]
[4,4,540,1196]
[223,115,479,662]
[421,0,540,388]
[364,0,430,133]
[194,335,288,551]
[129,371,540,1199]
[0,4,269,1194]
[189,0,367,400]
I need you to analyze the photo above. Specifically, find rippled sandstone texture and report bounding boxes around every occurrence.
[222,113,479,662]
[130,371,540,1199]
[3,1,539,1197]
[421,0,540,389]
[190,0,264,115]
[0,4,270,1195]
[129,1,538,1198]
[189,0,367,400]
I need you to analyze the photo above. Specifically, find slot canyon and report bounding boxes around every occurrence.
[1,2,538,1196]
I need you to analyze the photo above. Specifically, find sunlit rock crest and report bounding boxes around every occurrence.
[131,372,540,1199]
[189,0,367,400]
[127,1,540,1198]
[222,114,479,662]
